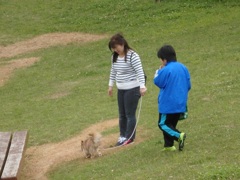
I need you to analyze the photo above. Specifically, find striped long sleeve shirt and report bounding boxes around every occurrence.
[108,50,146,90]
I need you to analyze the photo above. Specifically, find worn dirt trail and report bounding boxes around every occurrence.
[0,32,108,59]
[21,119,145,179]
[0,32,108,87]
[21,119,119,179]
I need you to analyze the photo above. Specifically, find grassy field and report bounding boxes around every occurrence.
[1,0,240,179]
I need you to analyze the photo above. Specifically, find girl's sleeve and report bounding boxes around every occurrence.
[108,61,116,87]
[130,52,146,88]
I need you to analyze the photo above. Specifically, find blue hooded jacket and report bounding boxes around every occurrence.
[154,61,191,114]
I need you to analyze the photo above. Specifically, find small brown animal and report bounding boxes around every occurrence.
[81,133,102,158]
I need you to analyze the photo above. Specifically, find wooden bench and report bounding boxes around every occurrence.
[0,131,28,180]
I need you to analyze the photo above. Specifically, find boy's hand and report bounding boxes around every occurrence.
[160,65,165,69]
[160,59,167,69]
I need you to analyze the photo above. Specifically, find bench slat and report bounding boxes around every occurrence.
[1,131,28,180]
[0,132,12,177]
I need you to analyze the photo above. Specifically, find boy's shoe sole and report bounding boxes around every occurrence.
[179,133,186,151]
[161,146,176,151]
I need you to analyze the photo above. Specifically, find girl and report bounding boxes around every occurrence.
[108,33,147,146]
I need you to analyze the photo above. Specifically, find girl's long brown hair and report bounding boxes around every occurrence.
[108,33,132,62]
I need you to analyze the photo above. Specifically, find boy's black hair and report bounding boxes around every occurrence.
[157,45,177,61]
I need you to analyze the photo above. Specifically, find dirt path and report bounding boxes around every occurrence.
[0,32,108,59]
[0,57,40,87]
[0,32,108,87]
[21,119,145,179]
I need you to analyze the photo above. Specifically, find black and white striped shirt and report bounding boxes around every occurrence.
[109,50,145,90]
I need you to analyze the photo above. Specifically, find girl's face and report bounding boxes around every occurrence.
[112,44,124,56]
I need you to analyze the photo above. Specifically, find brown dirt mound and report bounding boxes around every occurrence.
[0,57,40,87]
[0,32,108,87]
[21,119,145,180]
[0,32,108,59]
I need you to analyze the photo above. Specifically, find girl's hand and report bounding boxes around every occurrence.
[108,86,113,96]
[140,87,147,96]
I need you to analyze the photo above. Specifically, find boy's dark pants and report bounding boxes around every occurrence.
[158,113,181,147]
[117,87,140,140]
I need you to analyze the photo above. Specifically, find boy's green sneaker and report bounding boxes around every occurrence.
[179,132,186,151]
[162,146,176,151]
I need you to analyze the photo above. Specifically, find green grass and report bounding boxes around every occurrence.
[1,0,240,179]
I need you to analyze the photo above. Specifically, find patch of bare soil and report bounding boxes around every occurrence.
[0,32,108,87]
[0,57,40,87]
[21,119,145,180]
[0,32,108,59]
[45,81,81,100]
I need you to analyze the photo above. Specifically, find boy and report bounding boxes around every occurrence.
[154,45,191,151]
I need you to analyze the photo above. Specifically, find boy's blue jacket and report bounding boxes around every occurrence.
[154,61,191,114]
